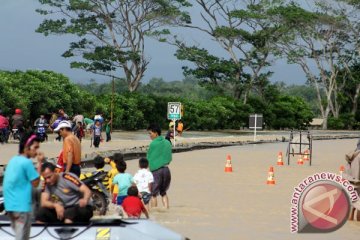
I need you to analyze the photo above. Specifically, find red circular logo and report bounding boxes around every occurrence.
[301,183,349,231]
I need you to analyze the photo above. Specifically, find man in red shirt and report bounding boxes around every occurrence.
[0,110,9,143]
[122,186,149,218]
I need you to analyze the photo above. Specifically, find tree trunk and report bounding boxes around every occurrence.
[243,90,248,104]
[234,87,242,100]
[322,117,328,130]
[351,83,360,115]
[322,106,331,130]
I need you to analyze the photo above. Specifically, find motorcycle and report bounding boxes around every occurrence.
[35,123,48,142]
[11,128,21,141]
[81,171,109,216]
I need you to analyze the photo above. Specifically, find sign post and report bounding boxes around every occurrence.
[249,114,263,142]
[167,102,182,147]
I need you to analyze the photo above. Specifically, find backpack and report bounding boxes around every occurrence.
[51,119,62,129]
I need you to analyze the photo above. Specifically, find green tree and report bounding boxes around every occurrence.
[270,1,354,129]
[279,83,320,116]
[269,95,314,129]
[172,0,284,102]
[175,47,249,98]
[0,70,96,123]
[36,0,190,92]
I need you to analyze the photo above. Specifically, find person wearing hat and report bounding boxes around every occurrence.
[11,108,25,139]
[54,121,82,177]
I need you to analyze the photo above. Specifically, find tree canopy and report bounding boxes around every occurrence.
[36,0,191,92]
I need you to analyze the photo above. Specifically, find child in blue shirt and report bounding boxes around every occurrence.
[112,159,134,205]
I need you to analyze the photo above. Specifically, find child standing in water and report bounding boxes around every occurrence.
[112,159,134,205]
[122,186,149,218]
[133,158,154,211]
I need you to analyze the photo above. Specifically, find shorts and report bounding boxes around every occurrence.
[63,164,81,177]
[141,192,151,205]
[117,195,127,205]
[151,166,171,197]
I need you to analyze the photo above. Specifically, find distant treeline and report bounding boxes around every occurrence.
[2,69,359,130]
[0,70,320,130]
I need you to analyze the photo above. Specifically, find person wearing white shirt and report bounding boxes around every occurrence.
[133,158,154,211]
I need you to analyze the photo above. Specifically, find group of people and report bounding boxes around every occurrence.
[84,123,172,218]
[2,122,173,240]
[89,154,152,218]
[0,108,113,150]
[50,109,112,147]
[2,133,93,240]
[165,119,184,142]
[0,108,26,143]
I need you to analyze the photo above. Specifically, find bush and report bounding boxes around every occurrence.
[328,117,345,130]
[328,114,355,130]
[269,95,314,130]
[0,70,96,124]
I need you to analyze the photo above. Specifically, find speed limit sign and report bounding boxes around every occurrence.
[167,102,181,120]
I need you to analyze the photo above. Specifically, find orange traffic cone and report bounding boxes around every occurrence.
[277,151,284,166]
[340,165,345,175]
[224,154,233,173]
[266,166,276,185]
[297,157,304,165]
[303,149,310,161]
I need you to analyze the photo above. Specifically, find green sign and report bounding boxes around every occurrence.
[168,102,181,119]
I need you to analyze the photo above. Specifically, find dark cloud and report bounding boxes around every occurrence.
[0,0,305,85]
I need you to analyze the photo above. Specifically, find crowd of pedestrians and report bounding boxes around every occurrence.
[1,118,174,240]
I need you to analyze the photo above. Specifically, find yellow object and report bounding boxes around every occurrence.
[80,168,110,190]
[80,172,93,180]
[107,161,119,194]
[96,228,110,240]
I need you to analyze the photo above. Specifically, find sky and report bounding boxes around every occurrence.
[0,0,307,85]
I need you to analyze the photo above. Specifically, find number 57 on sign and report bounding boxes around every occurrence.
[167,102,181,120]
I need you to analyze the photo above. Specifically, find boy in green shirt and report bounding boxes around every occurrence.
[105,119,112,142]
